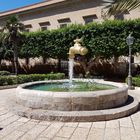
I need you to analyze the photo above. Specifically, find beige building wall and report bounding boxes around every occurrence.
[0,0,108,31]
[0,0,140,31]
[19,0,103,31]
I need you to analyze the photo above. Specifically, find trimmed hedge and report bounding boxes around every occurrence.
[0,73,65,86]
[0,71,10,76]
[126,75,140,87]
[0,19,140,61]
[20,19,140,59]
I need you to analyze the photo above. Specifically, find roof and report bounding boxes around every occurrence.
[0,0,66,18]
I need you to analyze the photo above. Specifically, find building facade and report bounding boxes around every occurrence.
[0,0,140,31]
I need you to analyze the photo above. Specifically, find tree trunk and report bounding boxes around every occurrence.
[58,59,61,72]
[0,59,1,68]
[42,57,46,64]
[13,45,18,75]
[25,58,29,65]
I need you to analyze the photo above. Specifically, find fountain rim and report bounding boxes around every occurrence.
[16,79,128,97]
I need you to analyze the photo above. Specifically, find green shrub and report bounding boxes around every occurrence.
[46,73,65,80]
[0,76,17,86]
[19,19,140,60]
[0,73,65,86]
[126,76,140,87]
[0,71,10,76]
[17,74,47,84]
[132,77,140,87]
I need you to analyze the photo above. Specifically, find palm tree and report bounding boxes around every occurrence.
[102,0,140,17]
[2,15,25,75]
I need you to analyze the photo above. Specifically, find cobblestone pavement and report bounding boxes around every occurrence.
[0,88,139,140]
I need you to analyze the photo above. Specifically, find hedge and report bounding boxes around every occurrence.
[0,73,65,86]
[0,71,10,76]
[126,75,140,87]
[0,19,140,61]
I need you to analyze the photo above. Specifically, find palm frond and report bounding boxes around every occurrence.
[102,0,140,17]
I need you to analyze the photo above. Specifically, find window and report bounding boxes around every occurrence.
[39,21,50,31]
[83,15,97,24]
[24,24,32,32]
[58,18,71,28]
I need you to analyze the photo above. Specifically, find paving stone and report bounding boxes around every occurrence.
[36,137,50,140]
[70,127,89,140]
[19,133,34,140]
[106,120,119,128]
[92,121,106,129]
[104,128,120,140]
[38,121,51,126]
[131,112,140,122]
[120,127,137,140]
[87,128,104,140]
[64,122,78,128]
[17,121,37,132]
[0,112,14,122]
[40,122,64,139]
[18,117,30,123]
[135,130,140,140]
[30,119,41,123]
[0,135,3,139]
[78,122,92,128]
[20,125,47,140]
[131,113,140,131]
[0,115,20,126]
[2,130,25,140]
[0,109,8,116]
[0,121,24,138]
[53,136,68,140]
[119,117,133,128]
[56,126,75,138]
[132,121,140,131]
[0,107,6,111]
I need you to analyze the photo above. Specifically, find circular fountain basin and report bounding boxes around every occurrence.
[16,79,128,111]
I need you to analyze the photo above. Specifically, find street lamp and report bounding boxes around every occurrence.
[126,34,134,89]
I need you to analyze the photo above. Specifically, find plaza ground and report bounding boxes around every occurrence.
[0,88,140,140]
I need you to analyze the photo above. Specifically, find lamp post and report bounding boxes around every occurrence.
[126,34,134,89]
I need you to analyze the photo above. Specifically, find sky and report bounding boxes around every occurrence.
[0,0,44,12]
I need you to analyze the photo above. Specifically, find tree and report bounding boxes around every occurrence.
[2,15,25,75]
[102,0,140,17]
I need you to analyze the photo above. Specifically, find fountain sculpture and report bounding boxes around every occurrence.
[68,38,88,84]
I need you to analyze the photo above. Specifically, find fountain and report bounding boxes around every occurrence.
[13,39,139,122]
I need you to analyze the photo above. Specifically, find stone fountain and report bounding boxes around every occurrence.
[9,39,139,122]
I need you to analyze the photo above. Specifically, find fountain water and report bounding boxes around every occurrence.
[69,58,74,84]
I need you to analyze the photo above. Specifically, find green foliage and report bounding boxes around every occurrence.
[46,73,65,80]
[132,77,140,87]
[102,0,140,17]
[0,19,140,60]
[0,76,17,86]
[0,73,65,86]
[126,75,140,87]
[0,71,10,76]
[1,15,25,75]
[21,19,140,59]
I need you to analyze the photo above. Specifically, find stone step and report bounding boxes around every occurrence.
[7,95,139,122]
